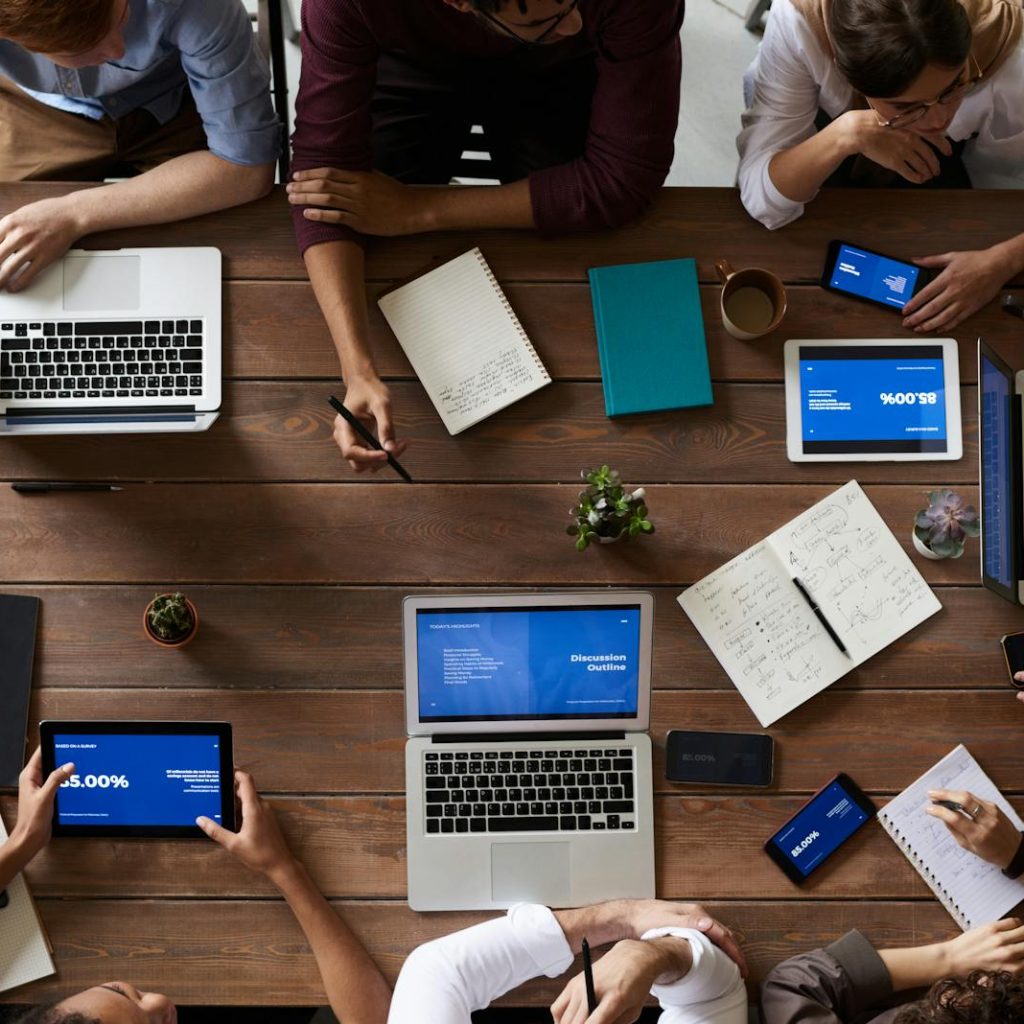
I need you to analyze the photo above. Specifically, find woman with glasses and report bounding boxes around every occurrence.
[737,0,1024,332]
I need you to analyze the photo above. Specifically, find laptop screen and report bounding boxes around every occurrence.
[415,604,642,722]
[980,348,1018,594]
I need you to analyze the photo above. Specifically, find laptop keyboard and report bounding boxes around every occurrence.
[422,746,637,835]
[0,319,205,401]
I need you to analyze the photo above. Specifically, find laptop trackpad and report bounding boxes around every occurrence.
[491,842,571,905]
[63,255,141,311]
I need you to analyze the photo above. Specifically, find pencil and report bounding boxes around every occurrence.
[327,395,412,482]
[582,937,597,1015]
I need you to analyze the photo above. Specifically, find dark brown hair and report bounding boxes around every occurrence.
[15,1005,100,1024]
[0,0,118,55]
[827,0,972,97]
[893,970,1024,1023]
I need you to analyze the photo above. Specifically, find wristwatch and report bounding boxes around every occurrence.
[1001,831,1024,879]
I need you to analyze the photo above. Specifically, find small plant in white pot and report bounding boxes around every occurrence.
[912,489,979,560]
[567,465,654,552]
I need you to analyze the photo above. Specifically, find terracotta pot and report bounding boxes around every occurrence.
[143,596,199,648]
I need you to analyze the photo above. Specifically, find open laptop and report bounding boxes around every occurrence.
[979,338,1024,603]
[404,591,656,912]
[0,247,221,435]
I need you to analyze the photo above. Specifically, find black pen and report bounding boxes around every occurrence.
[327,395,412,483]
[792,576,850,658]
[12,483,123,494]
[932,798,973,818]
[582,937,597,1015]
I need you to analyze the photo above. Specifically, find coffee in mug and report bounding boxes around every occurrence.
[716,260,787,340]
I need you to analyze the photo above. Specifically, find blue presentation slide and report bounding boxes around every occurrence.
[799,346,947,450]
[53,733,224,826]
[981,355,1015,588]
[831,244,921,308]
[771,780,870,878]
[416,606,641,720]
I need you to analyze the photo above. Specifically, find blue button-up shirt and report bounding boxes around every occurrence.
[0,0,280,166]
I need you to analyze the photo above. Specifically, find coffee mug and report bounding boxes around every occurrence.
[716,260,787,340]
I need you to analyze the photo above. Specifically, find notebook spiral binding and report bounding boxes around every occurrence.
[472,248,550,380]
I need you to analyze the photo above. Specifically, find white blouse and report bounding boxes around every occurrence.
[736,0,1024,229]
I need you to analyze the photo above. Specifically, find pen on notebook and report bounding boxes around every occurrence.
[930,798,978,820]
[11,483,123,494]
[792,576,850,658]
[327,395,413,483]
[582,937,597,1015]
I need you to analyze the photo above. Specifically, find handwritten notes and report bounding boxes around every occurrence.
[378,248,550,434]
[878,746,1024,930]
[678,481,941,726]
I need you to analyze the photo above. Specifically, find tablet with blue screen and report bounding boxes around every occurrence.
[784,338,962,462]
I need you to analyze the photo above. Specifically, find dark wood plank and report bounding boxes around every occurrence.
[0,484,983,584]
[1,899,965,1005]
[23,690,1024,794]
[13,585,1014,692]
[227,281,1024,383]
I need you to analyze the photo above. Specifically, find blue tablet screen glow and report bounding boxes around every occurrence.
[980,353,1016,590]
[829,244,921,309]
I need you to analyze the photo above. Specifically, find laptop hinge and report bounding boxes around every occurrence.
[5,404,197,423]
[432,730,628,744]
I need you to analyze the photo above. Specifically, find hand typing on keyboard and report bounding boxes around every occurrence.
[0,195,84,293]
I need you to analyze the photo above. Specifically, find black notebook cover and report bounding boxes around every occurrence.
[0,595,40,788]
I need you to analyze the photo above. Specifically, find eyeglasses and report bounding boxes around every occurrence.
[874,53,983,130]
[478,0,580,47]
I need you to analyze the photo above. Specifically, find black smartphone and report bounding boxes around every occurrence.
[664,730,774,787]
[1002,631,1024,688]
[763,773,876,884]
[821,240,933,312]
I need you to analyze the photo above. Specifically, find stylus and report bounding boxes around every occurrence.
[327,395,413,482]
[582,937,597,1014]
[792,576,851,658]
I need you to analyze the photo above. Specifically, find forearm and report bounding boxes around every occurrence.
[271,859,390,1024]
[418,179,535,232]
[768,116,858,204]
[992,232,1024,278]
[554,900,635,952]
[878,943,951,992]
[0,833,34,890]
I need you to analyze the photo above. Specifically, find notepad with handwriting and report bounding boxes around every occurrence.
[878,746,1024,930]
[677,480,941,726]
[0,817,55,994]
[378,248,550,435]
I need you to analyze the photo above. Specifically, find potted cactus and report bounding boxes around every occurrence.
[143,592,199,648]
[567,465,654,552]
[912,489,980,560]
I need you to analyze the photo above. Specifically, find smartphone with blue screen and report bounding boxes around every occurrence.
[821,240,933,312]
[764,772,876,884]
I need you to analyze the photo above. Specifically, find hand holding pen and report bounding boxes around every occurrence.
[328,394,412,482]
[927,789,1024,870]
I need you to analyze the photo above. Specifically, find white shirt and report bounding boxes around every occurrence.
[387,904,748,1024]
[736,0,1024,229]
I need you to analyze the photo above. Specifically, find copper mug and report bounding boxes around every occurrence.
[716,260,787,340]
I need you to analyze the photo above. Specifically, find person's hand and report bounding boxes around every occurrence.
[942,918,1024,977]
[902,245,1015,332]
[287,168,430,236]
[926,789,1023,870]
[551,937,688,1024]
[332,374,408,473]
[11,747,75,860]
[842,110,952,185]
[0,196,85,292]
[197,770,297,881]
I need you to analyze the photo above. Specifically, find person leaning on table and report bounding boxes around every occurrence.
[1,749,391,1024]
[284,0,684,475]
[0,0,279,294]
[736,0,1024,334]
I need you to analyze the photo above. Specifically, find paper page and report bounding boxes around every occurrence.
[677,541,849,726]
[767,481,941,664]
[0,817,55,994]
[378,249,550,434]
[878,745,1024,930]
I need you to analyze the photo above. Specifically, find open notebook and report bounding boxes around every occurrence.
[678,480,941,726]
[0,817,55,994]
[378,248,550,435]
[878,745,1024,930]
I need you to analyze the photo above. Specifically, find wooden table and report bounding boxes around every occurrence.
[2,183,1023,1008]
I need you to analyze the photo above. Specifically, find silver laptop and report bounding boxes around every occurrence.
[404,591,656,912]
[0,247,222,435]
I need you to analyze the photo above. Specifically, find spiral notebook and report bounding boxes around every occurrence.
[878,745,1024,930]
[377,248,550,435]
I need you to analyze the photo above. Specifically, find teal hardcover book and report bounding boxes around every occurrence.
[588,257,713,416]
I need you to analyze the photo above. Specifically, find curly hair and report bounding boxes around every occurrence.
[893,970,1024,1023]
[467,0,567,14]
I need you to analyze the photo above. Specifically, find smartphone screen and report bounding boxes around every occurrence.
[764,774,875,883]
[1002,632,1024,687]
[822,241,928,311]
[665,730,773,786]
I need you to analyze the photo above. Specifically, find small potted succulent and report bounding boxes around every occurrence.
[144,592,199,648]
[912,489,980,560]
[567,465,654,551]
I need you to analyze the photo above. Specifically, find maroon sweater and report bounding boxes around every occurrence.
[291,0,684,253]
